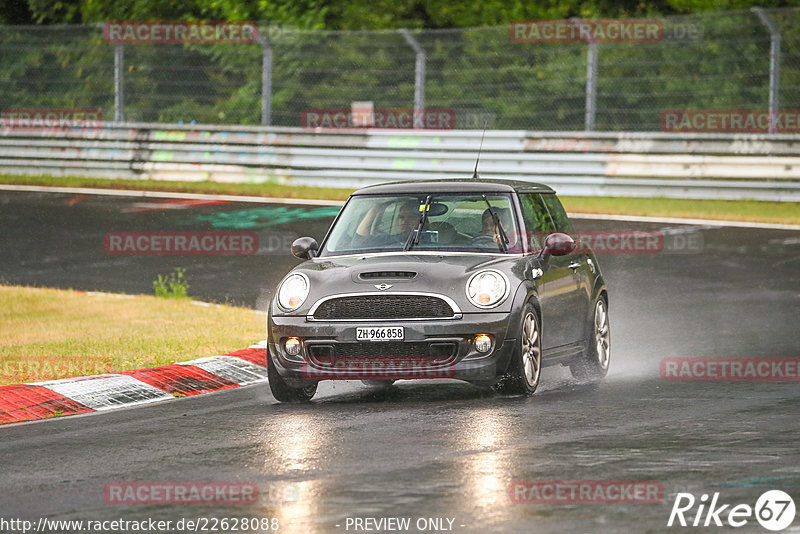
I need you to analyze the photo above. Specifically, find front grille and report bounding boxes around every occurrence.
[308,341,457,361]
[312,295,454,320]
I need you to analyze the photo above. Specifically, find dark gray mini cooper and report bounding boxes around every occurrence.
[267,179,610,402]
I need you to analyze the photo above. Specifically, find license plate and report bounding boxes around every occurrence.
[356,326,404,341]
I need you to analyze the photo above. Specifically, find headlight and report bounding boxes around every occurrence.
[277,273,310,311]
[466,270,509,308]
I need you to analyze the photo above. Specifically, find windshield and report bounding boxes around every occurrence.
[319,193,522,256]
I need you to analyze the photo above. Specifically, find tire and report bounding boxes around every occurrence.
[267,354,317,402]
[570,296,610,381]
[361,380,396,388]
[494,303,542,395]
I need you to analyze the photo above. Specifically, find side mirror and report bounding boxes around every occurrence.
[291,237,318,259]
[542,232,575,257]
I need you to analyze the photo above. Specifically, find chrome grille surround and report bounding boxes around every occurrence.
[307,292,462,321]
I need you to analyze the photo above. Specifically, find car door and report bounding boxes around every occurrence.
[518,192,585,349]
[541,193,592,346]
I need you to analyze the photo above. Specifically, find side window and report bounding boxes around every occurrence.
[518,193,554,251]
[540,194,572,232]
[519,193,555,232]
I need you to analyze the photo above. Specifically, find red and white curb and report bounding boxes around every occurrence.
[0,341,269,425]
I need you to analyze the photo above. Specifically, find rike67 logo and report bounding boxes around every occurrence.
[668,490,796,531]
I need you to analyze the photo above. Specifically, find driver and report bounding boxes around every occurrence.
[473,207,509,246]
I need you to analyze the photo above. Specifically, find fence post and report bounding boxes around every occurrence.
[398,29,426,128]
[752,8,781,134]
[571,18,598,132]
[585,41,598,131]
[260,29,273,127]
[114,44,124,122]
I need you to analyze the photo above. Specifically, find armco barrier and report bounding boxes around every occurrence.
[1,123,799,201]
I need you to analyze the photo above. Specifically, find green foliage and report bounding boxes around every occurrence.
[153,267,190,299]
[1,6,799,131]
[5,0,800,29]
[0,0,33,24]
[27,0,82,23]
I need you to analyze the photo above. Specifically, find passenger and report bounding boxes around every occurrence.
[353,200,420,247]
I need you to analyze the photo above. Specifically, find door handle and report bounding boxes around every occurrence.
[568,261,581,271]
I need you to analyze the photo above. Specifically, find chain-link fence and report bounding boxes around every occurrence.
[1,8,799,131]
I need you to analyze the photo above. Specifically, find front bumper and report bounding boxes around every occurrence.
[268,313,516,383]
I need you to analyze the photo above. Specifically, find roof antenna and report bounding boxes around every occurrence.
[471,120,488,179]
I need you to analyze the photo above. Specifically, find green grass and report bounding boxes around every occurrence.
[1,173,797,224]
[559,196,800,225]
[0,285,265,386]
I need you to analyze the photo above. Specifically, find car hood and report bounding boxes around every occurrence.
[274,253,525,315]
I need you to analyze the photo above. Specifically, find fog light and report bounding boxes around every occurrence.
[284,337,302,356]
[474,334,492,353]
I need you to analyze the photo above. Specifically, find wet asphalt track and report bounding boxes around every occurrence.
[0,190,799,533]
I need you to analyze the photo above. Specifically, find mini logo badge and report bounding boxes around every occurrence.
[375,283,393,291]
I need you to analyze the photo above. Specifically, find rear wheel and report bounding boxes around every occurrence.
[570,296,610,381]
[495,304,541,395]
[267,354,317,402]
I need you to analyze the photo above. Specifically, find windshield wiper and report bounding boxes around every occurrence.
[404,195,432,251]
[482,194,509,253]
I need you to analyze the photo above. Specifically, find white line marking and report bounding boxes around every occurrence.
[85,291,136,298]
[190,300,267,315]
[569,212,800,231]
[31,374,171,410]
[178,356,268,384]
[81,290,265,314]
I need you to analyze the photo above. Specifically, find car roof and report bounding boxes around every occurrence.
[351,178,556,196]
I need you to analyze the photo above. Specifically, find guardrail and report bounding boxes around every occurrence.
[1,123,799,201]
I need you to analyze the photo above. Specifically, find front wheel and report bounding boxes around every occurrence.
[570,296,610,381]
[495,304,541,395]
[267,354,317,402]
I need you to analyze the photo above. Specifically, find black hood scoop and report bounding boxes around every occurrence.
[358,271,417,280]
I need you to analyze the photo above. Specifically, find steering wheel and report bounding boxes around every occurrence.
[469,234,499,248]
